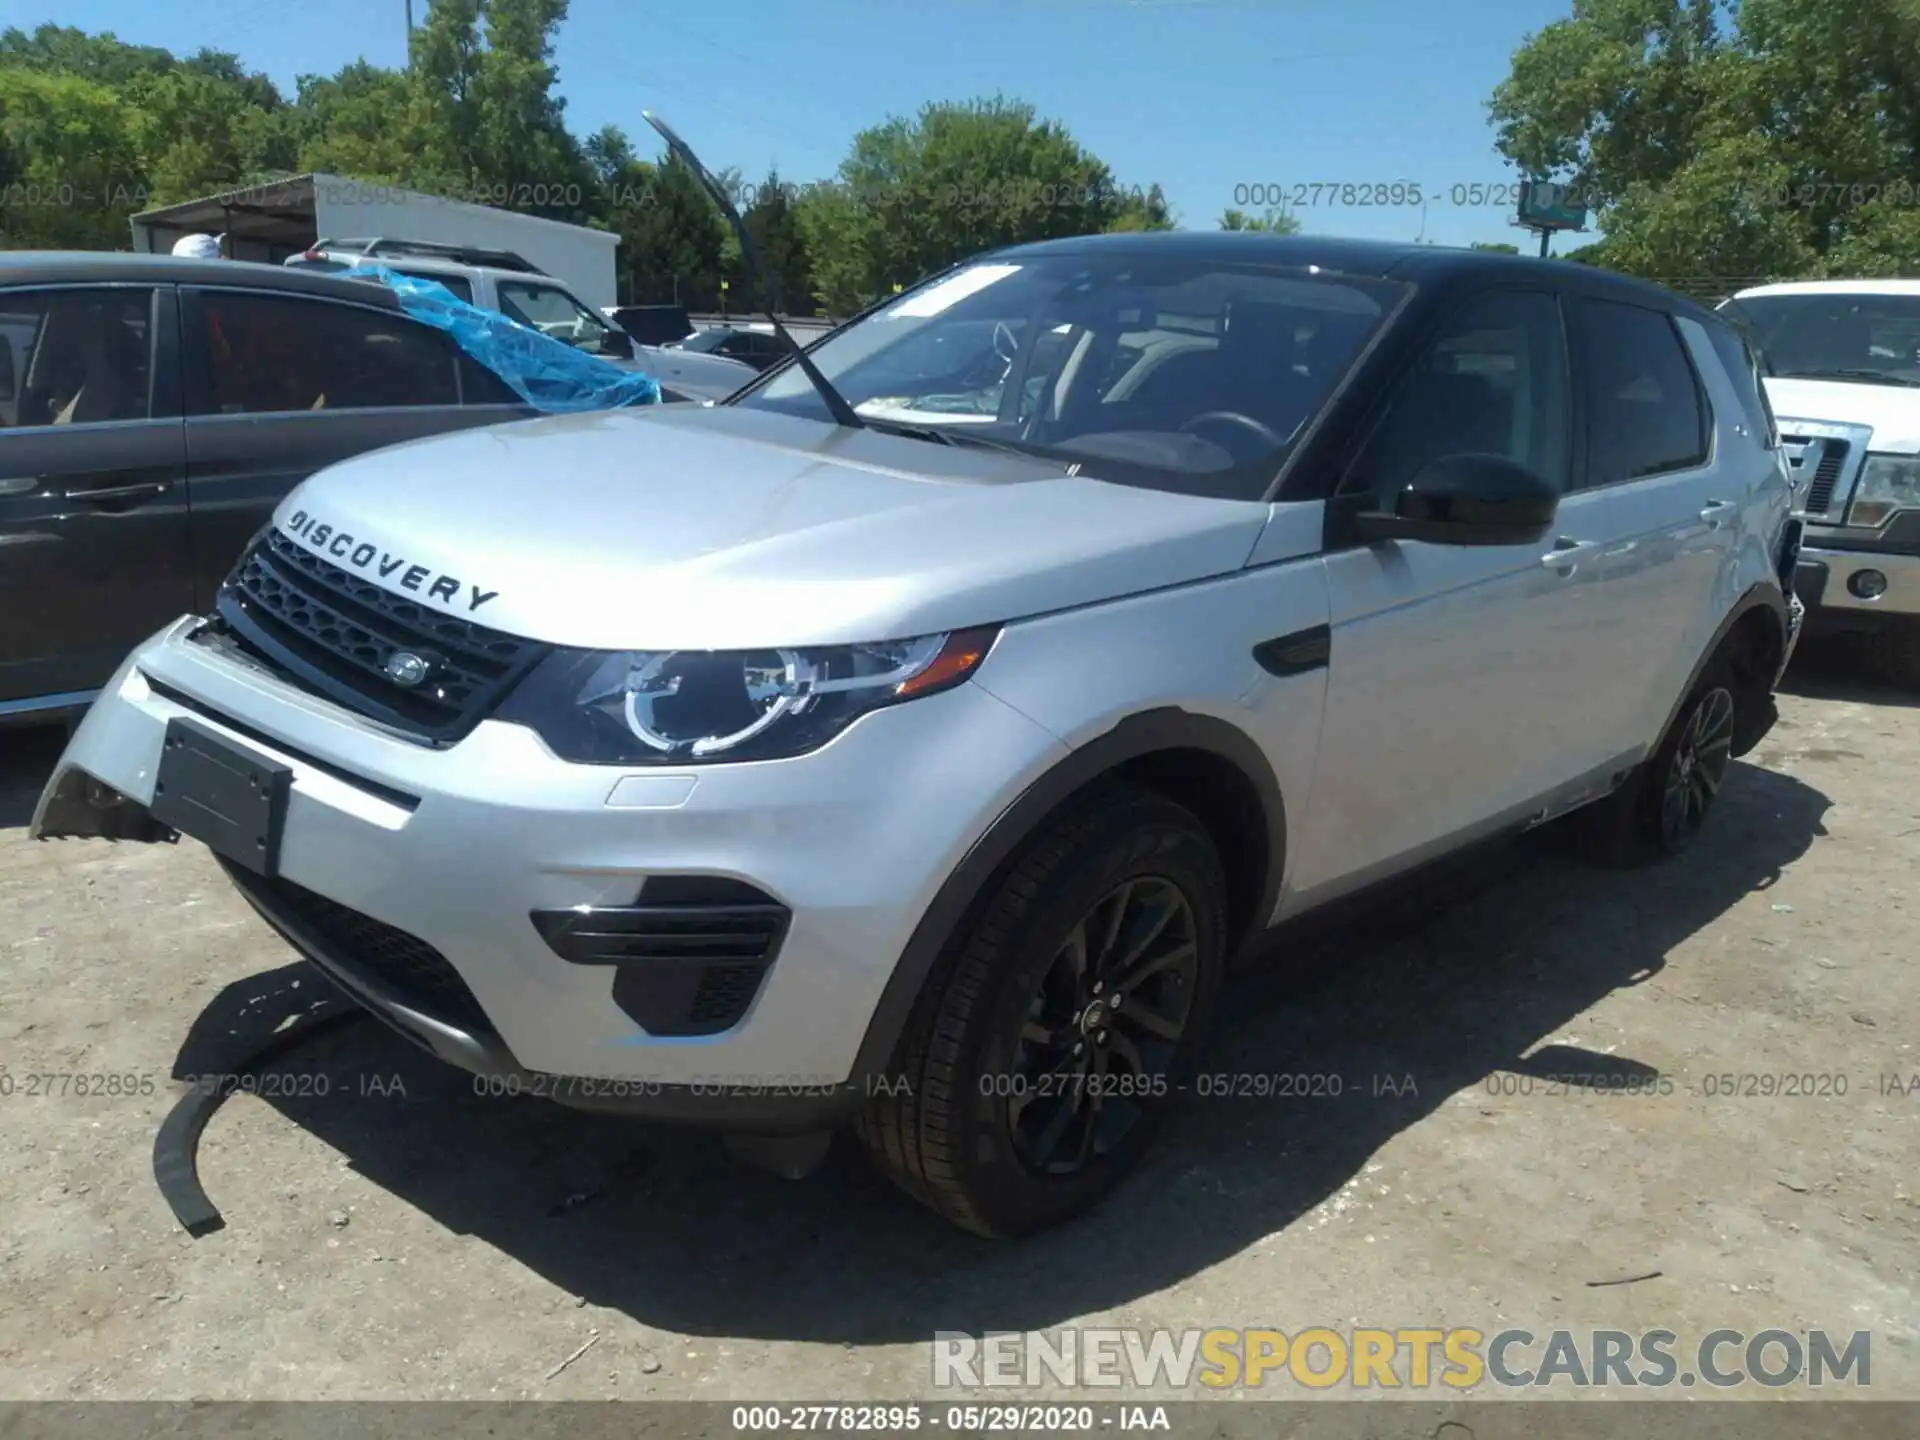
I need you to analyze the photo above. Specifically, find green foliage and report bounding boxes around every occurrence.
[0,20,1167,316]
[0,67,144,248]
[798,97,1170,314]
[1470,241,1522,254]
[1219,206,1301,234]
[1489,0,1920,286]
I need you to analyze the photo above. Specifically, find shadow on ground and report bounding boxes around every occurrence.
[0,725,65,830]
[1781,639,1920,711]
[146,755,1831,1346]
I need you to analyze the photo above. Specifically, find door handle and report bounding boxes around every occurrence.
[0,475,42,498]
[62,480,170,504]
[1699,498,1732,529]
[1540,538,1601,573]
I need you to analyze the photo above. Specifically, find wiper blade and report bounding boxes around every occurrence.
[862,419,1066,466]
[640,111,865,431]
[1777,367,1920,387]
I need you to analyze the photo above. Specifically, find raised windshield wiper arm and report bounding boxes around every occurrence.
[640,111,865,430]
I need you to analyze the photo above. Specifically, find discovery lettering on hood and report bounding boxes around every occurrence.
[282,510,501,614]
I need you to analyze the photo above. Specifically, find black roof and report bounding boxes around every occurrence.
[987,231,1722,325]
[0,251,404,309]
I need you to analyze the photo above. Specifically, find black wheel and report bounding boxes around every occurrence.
[858,783,1226,1237]
[1570,658,1739,867]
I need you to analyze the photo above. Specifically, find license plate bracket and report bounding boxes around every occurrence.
[149,717,291,877]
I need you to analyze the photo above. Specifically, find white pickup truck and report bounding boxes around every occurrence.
[1723,279,1920,686]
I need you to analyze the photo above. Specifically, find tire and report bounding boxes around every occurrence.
[1857,625,1920,690]
[1571,656,1740,867]
[857,782,1228,1237]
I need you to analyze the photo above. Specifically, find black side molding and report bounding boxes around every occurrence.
[1254,623,1332,676]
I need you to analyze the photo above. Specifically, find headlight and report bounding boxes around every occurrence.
[1846,453,1920,527]
[494,627,999,765]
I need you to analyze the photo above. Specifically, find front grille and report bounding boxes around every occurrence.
[236,869,492,1035]
[215,530,546,743]
[532,877,790,1036]
[1780,434,1851,519]
[1806,441,1847,515]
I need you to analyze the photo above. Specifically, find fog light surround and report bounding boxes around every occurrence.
[1848,568,1889,601]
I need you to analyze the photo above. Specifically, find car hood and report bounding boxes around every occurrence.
[1763,377,1920,453]
[271,405,1270,651]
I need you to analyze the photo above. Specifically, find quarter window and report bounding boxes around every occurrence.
[1705,319,1777,447]
[189,292,461,415]
[1343,290,1571,498]
[1579,299,1710,485]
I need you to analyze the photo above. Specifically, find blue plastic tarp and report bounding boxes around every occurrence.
[348,263,661,412]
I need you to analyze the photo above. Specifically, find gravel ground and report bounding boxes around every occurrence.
[0,656,1915,1408]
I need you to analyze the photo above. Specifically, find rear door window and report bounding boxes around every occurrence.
[186,292,462,415]
[0,288,154,428]
[1578,299,1711,486]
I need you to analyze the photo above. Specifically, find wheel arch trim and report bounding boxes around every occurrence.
[847,706,1286,1087]
[1658,582,1789,757]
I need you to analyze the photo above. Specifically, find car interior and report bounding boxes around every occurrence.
[834,283,1384,484]
[8,296,151,429]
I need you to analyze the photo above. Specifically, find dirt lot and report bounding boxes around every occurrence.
[0,655,1916,1409]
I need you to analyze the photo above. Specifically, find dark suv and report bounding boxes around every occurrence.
[0,251,541,724]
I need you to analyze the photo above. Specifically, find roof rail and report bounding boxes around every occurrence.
[308,237,550,275]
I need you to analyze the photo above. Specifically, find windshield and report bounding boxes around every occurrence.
[736,253,1406,499]
[1727,291,1920,386]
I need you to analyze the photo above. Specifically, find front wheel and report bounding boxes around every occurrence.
[858,783,1227,1237]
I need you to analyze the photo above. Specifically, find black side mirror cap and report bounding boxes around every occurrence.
[600,328,635,360]
[1353,453,1559,547]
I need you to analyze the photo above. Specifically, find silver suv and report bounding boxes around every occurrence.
[36,235,1800,1236]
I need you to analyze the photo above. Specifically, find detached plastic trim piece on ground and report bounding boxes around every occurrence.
[152,1008,371,1238]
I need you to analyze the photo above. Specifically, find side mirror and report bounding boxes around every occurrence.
[1353,454,1558,547]
[599,327,635,360]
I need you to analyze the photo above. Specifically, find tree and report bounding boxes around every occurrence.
[1470,241,1522,254]
[293,62,423,182]
[733,169,815,314]
[1488,0,1920,284]
[1108,183,1174,232]
[0,68,144,248]
[404,0,594,221]
[1219,206,1300,234]
[799,96,1166,314]
[618,154,725,309]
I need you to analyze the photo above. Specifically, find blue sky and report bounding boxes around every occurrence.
[29,0,1578,250]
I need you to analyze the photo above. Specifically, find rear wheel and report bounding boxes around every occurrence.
[858,783,1226,1237]
[1572,657,1738,867]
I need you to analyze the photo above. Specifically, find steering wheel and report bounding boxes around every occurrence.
[1178,410,1286,451]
